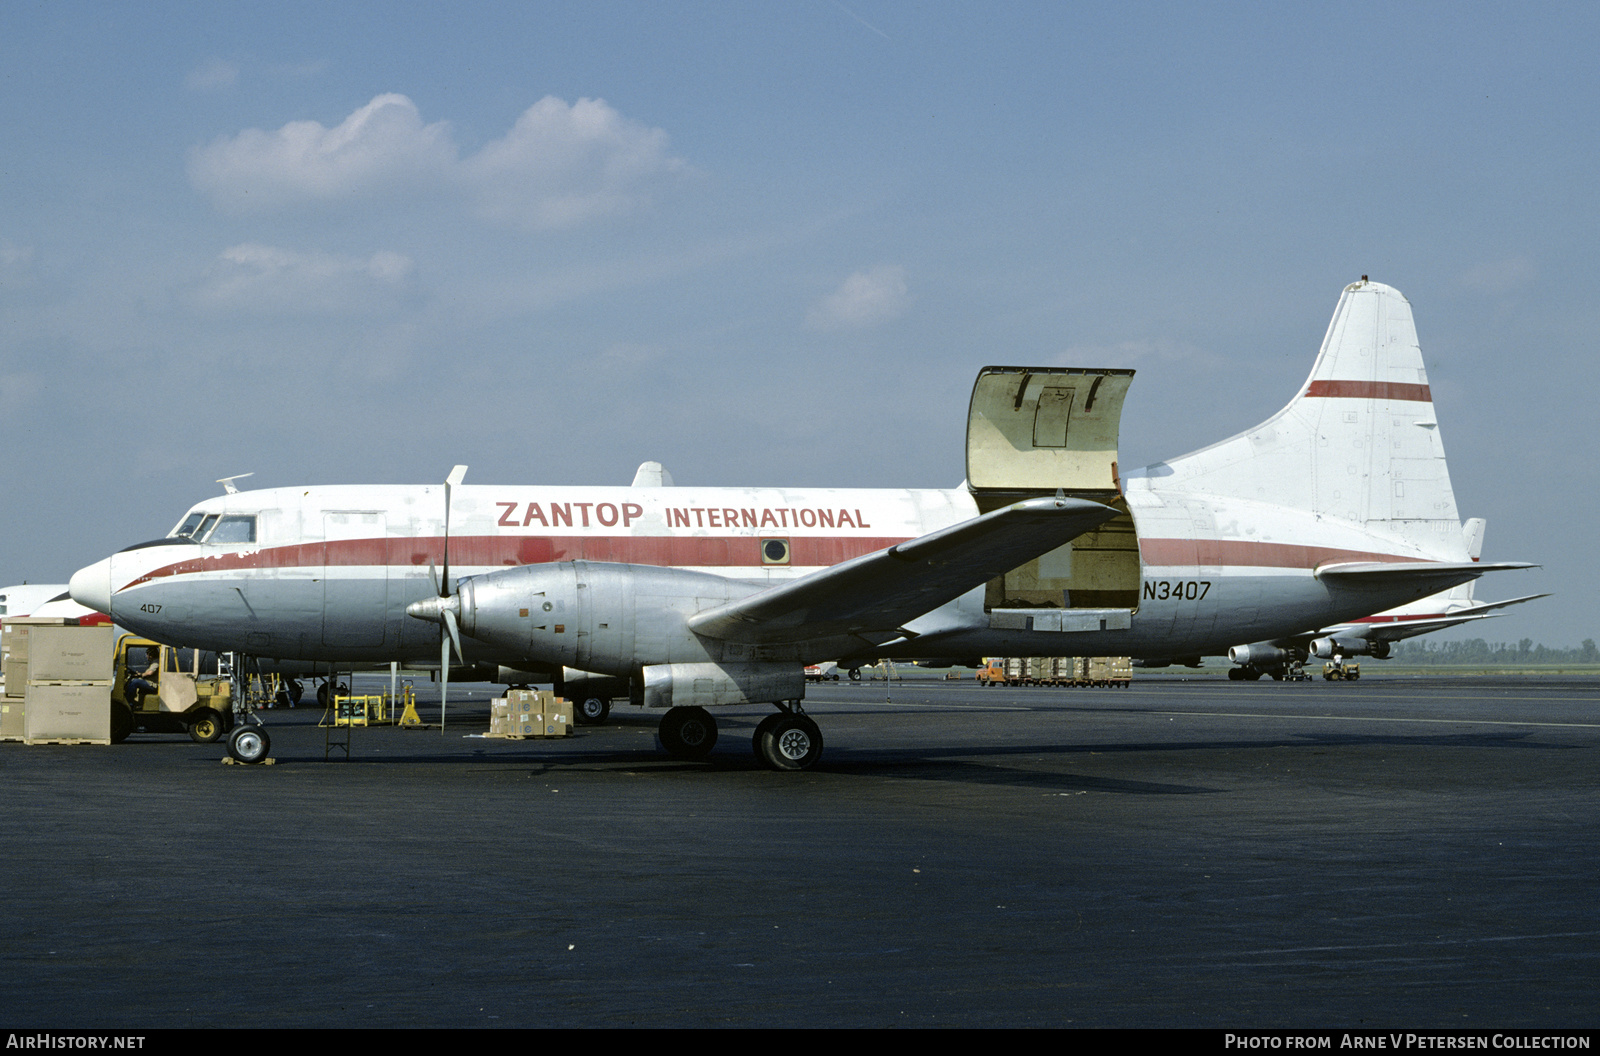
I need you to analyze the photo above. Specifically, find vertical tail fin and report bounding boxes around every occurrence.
[1148,279,1466,558]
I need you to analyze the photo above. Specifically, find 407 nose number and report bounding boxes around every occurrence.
[1142,580,1212,601]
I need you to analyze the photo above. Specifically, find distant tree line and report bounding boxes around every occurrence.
[1388,638,1600,665]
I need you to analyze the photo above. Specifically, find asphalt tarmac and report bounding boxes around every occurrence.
[1,674,1596,1029]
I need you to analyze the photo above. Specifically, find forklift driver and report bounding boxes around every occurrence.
[127,647,159,706]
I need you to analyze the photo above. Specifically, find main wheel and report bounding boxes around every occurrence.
[110,702,134,744]
[658,707,717,759]
[848,667,862,682]
[754,713,823,771]
[188,708,226,743]
[227,725,271,764]
[575,696,611,726]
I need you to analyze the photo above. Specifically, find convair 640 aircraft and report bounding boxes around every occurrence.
[71,280,1531,769]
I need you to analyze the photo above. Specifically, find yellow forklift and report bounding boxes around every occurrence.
[111,636,234,744]
[1322,659,1361,681]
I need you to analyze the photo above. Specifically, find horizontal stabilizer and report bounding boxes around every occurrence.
[689,496,1118,645]
[1315,560,1536,595]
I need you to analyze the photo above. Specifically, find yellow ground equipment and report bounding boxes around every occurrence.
[111,636,233,744]
[322,690,403,727]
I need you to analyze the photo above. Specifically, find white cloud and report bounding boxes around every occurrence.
[194,243,415,315]
[464,96,684,229]
[186,58,239,92]
[188,94,455,209]
[806,265,911,330]
[187,93,684,229]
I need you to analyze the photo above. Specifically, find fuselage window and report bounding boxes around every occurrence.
[207,515,257,544]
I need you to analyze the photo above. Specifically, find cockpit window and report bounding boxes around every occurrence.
[171,513,206,539]
[207,515,257,544]
[194,514,221,541]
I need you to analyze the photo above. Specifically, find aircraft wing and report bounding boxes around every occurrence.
[688,496,1118,645]
[1330,593,1552,643]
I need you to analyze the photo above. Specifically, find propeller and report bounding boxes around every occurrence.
[410,466,467,732]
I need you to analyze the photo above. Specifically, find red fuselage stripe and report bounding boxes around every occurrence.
[121,533,1432,591]
[1304,380,1432,402]
[123,534,913,588]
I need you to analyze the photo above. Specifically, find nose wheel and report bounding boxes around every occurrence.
[227,723,272,764]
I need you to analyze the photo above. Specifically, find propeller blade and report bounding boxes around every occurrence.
[437,466,466,735]
[441,465,467,598]
[442,607,464,664]
[439,630,450,733]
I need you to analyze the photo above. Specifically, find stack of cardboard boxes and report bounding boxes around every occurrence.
[489,688,573,739]
[0,618,31,740]
[3,620,115,744]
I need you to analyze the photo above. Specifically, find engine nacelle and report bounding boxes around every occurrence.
[450,560,792,677]
[557,667,630,701]
[634,662,806,709]
[1309,637,1389,659]
[1228,643,1291,667]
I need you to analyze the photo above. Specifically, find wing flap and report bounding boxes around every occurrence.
[689,496,1118,644]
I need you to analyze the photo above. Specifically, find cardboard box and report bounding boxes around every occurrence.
[2,657,27,691]
[1,697,24,741]
[24,683,112,744]
[491,690,572,737]
[27,625,115,683]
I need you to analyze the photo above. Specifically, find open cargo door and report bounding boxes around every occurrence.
[966,367,1141,623]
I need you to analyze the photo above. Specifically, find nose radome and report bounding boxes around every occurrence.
[69,557,114,616]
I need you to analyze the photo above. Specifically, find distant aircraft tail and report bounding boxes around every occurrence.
[1150,278,1467,560]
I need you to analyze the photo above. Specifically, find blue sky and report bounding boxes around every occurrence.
[2,2,1594,645]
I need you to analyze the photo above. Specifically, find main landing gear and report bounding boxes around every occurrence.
[654,701,824,771]
[575,695,612,726]
[657,706,718,759]
[752,705,823,771]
